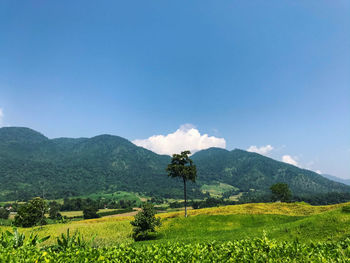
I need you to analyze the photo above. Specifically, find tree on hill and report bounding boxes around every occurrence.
[270,183,292,203]
[166,150,197,217]
[130,203,161,241]
[14,197,48,227]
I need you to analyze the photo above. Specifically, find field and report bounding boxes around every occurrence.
[200,182,238,197]
[1,202,350,261]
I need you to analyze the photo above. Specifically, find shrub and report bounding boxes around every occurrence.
[342,205,350,213]
[49,201,62,219]
[52,229,94,251]
[83,205,99,219]
[0,228,49,249]
[0,208,9,219]
[130,203,161,241]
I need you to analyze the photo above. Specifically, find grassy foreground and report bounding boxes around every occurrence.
[1,202,350,247]
[2,202,350,262]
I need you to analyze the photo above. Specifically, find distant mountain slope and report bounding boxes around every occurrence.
[191,148,350,195]
[0,127,349,201]
[321,174,350,186]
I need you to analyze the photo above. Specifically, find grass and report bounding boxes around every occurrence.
[152,209,350,244]
[1,201,350,247]
[76,191,142,203]
[157,201,346,219]
[155,214,304,243]
[60,208,120,218]
[0,216,133,247]
[200,182,237,197]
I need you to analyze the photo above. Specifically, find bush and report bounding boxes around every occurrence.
[130,203,161,241]
[83,205,99,219]
[52,229,94,251]
[0,208,9,219]
[342,205,350,213]
[0,228,49,249]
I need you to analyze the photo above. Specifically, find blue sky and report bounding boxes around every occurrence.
[0,1,349,178]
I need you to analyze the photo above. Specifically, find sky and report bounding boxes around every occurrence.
[0,1,349,178]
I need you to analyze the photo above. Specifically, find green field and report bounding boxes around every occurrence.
[200,182,238,197]
[1,202,350,261]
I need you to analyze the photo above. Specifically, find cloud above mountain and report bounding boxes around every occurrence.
[132,124,226,155]
[282,155,299,166]
[247,145,273,156]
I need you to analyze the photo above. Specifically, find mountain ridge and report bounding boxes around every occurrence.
[0,127,349,201]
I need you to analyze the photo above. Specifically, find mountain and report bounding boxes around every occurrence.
[0,127,349,201]
[321,174,350,186]
[191,148,350,195]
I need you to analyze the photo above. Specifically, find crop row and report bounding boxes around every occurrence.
[1,236,350,262]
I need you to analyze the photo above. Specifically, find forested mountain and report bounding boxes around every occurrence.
[0,127,349,201]
[192,148,350,195]
[321,174,350,186]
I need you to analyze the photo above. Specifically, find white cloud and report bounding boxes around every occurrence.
[282,155,299,167]
[0,108,3,127]
[132,124,226,155]
[247,145,274,156]
[315,170,322,174]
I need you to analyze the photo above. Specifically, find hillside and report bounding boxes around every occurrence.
[322,174,350,186]
[0,127,349,201]
[2,202,350,246]
[192,147,350,195]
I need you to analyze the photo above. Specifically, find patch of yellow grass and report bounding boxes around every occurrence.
[0,216,133,247]
[60,210,83,217]
[158,202,350,219]
[1,202,348,247]
[59,209,119,218]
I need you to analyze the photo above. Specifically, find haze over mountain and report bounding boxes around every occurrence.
[0,127,349,202]
[321,174,350,186]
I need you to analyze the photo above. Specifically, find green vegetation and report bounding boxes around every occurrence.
[1,127,349,205]
[83,205,99,219]
[1,235,349,262]
[130,203,161,241]
[167,150,197,217]
[53,229,95,251]
[342,205,350,213]
[48,202,61,220]
[201,182,237,197]
[270,183,292,202]
[14,197,47,227]
[1,202,350,261]
[0,207,9,219]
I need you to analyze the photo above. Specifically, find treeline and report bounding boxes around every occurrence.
[167,192,350,210]
[8,196,139,228]
[169,198,236,209]
[60,197,137,211]
[238,191,350,205]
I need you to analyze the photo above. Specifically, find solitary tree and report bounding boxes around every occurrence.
[270,183,292,203]
[130,203,161,241]
[166,150,197,217]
